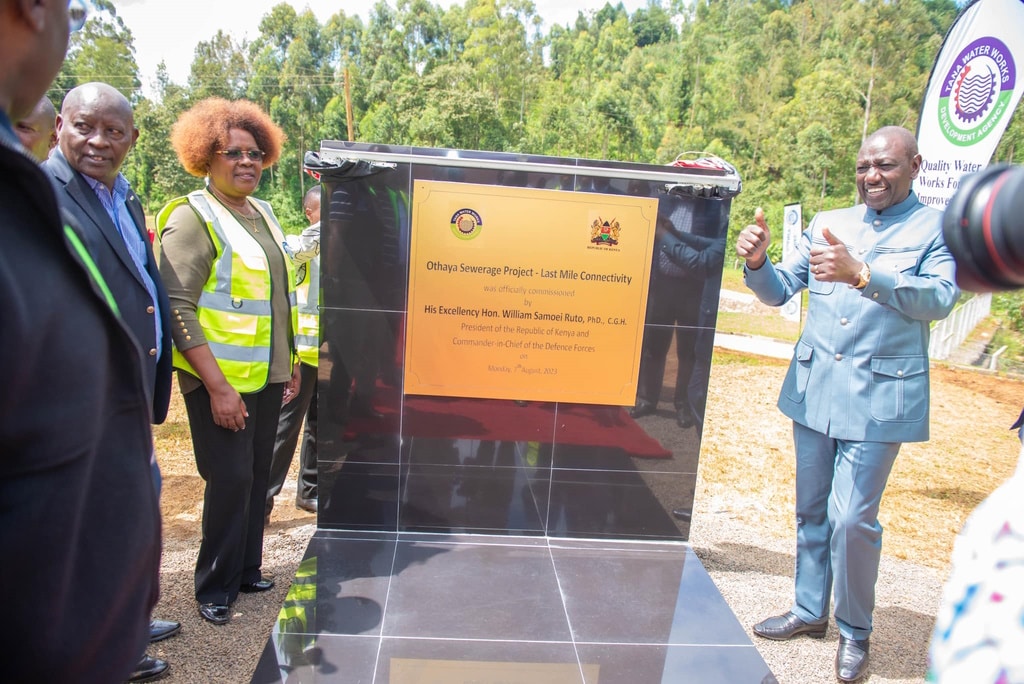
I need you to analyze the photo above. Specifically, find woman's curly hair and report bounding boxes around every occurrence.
[170,98,286,177]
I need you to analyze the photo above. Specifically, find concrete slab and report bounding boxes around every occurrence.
[714,333,793,360]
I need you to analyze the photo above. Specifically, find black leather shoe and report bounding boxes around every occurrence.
[198,603,230,625]
[128,654,168,682]
[836,636,870,682]
[675,407,695,429]
[148,618,180,642]
[239,578,275,593]
[629,400,656,419]
[296,497,317,513]
[671,508,692,522]
[752,611,828,640]
[350,400,384,419]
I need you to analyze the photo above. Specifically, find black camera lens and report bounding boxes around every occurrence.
[943,164,1024,292]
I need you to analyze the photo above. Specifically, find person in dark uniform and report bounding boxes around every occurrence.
[45,81,179,683]
[267,185,322,518]
[0,1,162,681]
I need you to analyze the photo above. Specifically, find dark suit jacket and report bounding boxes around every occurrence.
[44,150,173,424]
[2,130,160,682]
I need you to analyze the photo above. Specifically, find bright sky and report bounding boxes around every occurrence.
[114,0,650,97]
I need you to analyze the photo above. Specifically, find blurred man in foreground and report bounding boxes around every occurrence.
[0,0,161,681]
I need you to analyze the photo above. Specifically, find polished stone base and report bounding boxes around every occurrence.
[251,531,775,684]
[254,144,758,683]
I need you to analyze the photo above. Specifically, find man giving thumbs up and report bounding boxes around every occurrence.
[736,126,959,682]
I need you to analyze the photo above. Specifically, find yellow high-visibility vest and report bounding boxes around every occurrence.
[156,189,297,393]
[272,556,317,658]
[294,255,320,367]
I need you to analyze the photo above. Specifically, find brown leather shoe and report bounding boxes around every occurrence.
[836,636,870,682]
[752,611,828,640]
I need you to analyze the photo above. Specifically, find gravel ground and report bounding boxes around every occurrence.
[142,284,1014,682]
[689,503,944,684]
[140,271,1020,684]
[147,347,1016,683]
[148,512,316,683]
[145,480,945,684]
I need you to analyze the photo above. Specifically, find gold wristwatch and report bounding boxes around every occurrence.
[854,262,871,290]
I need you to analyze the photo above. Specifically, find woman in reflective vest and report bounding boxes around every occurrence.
[155,98,298,627]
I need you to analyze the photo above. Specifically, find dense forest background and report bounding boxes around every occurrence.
[51,0,1023,246]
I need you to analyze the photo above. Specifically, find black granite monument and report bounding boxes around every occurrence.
[252,144,776,684]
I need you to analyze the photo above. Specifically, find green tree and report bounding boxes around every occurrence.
[796,122,836,210]
[404,62,507,149]
[188,30,250,101]
[994,106,1024,164]
[54,0,972,238]
[244,5,338,226]
[361,1,416,107]
[631,1,677,47]
[463,0,541,130]
[54,0,140,103]
[124,65,197,214]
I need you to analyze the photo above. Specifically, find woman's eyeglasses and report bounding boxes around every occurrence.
[217,149,265,162]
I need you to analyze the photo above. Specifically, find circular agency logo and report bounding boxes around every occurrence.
[938,36,1017,147]
[450,208,483,240]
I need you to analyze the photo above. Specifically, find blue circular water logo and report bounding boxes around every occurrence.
[938,37,1016,147]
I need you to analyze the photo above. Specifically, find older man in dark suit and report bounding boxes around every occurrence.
[44,81,177,683]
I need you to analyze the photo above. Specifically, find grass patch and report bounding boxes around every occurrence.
[988,326,1024,375]
[715,311,801,342]
[710,348,788,367]
[720,265,745,292]
[990,326,1024,358]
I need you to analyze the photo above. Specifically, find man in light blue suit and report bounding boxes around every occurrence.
[736,126,959,682]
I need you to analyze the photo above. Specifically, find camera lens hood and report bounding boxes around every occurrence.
[943,164,1024,292]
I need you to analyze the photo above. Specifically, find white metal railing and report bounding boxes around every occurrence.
[929,292,992,361]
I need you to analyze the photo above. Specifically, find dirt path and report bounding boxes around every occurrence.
[149,353,1024,683]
